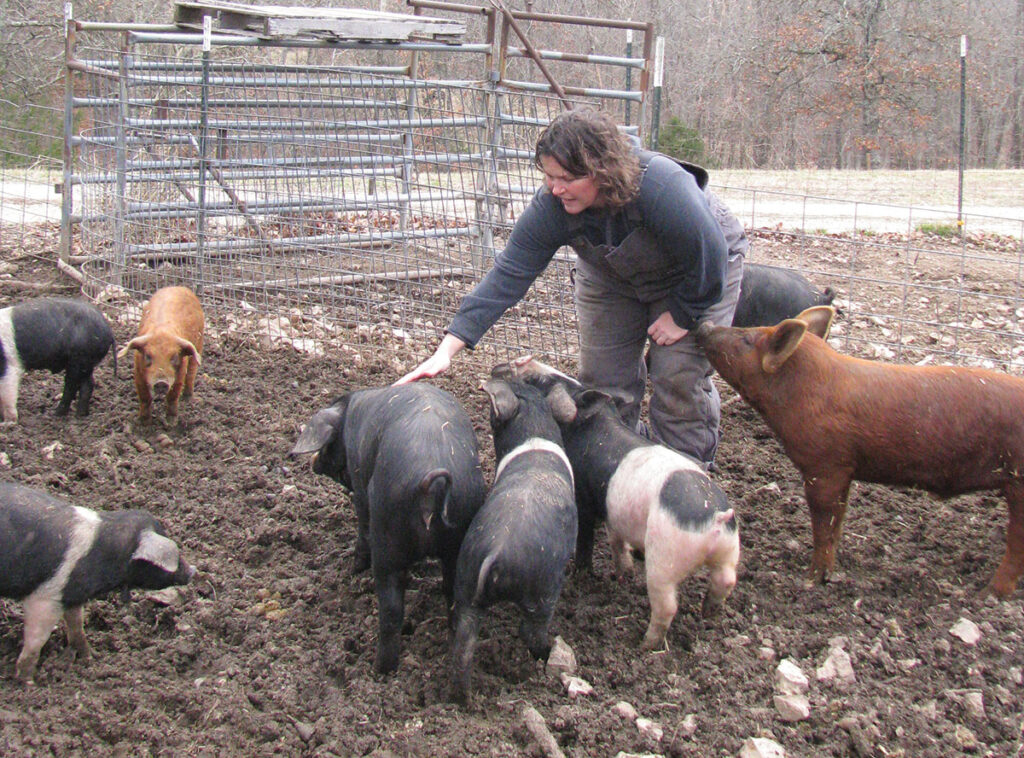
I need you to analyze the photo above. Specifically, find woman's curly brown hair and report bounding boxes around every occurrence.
[534,107,641,209]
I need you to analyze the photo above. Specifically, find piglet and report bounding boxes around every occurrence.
[732,263,836,328]
[291,383,486,674]
[119,286,204,425]
[451,377,576,702]
[0,298,114,423]
[0,481,194,684]
[498,357,739,651]
[696,306,1024,598]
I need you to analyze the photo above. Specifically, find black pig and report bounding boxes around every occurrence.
[291,383,486,674]
[0,298,115,423]
[0,482,194,684]
[498,357,740,651]
[732,263,836,328]
[451,377,576,702]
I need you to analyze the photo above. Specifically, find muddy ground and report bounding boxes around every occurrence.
[1,228,1023,757]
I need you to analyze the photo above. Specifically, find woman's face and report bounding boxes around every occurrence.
[539,154,601,214]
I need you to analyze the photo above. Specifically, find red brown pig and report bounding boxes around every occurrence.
[118,286,204,425]
[695,305,1024,599]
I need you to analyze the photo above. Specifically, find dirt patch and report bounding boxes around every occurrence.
[1,228,1023,757]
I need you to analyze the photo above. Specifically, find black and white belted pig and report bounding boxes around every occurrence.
[290,383,487,675]
[496,356,740,651]
[0,298,115,423]
[0,481,195,684]
[450,376,577,702]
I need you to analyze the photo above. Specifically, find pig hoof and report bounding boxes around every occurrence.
[54,405,70,417]
[641,635,667,652]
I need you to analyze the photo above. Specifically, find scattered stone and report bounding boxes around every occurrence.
[725,634,752,648]
[146,587,186,606]
[739,737,786,758]
[949,618,981,646]
[1009,666,1022,685]
[953,724,978,751]
[293,720,315,743]
[774,694,810,722]
[963,691,985,721]
[614,753,664,758]
[613,701,639,722]
[154,433,174,449]
[41,441,63,459]
[546,636,577,677]
[559,673,593,698]
[678,713,698,738]
[897,658,921,673]
[0,452,10,467]
[635,717,664,742]
[759,647,776,661]
[132,438,153,454]
[523,706,566,758]
[817,647,855,685]
[775,659,808,695]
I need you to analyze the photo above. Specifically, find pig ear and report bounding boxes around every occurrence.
[762,320,807,373]
[511,355,534,370]
[795,305,834,339]
[175,337,202,366]
[117,334,152,359]
[291,406,343,455]
[131,530,181,573]
[481,379,519,422]
[545,382,578,423]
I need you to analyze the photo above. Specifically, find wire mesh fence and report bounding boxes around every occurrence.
[1,7,1023,377]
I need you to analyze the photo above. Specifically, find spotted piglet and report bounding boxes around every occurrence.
[0,482,194,684]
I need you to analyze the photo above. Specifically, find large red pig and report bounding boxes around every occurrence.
[695,306,1024,599]
[118,286,204,425]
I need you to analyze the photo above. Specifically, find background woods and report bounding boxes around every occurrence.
[2,0,1022,169]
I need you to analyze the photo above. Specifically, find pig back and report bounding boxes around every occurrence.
[139,286,204,347]
[0,483,79,599]
[344,384,486,525]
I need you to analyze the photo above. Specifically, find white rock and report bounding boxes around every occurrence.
[759,647,776,661]
[635,717,664,742]
[949,617,982,645]
[963,690,985,720]
[679,713,698,737]
[146,587,186,606]
[613,701,639,722]
[775,659,808,695]
[816,647,856,684]
[774,694,810,721]
[41,441,63,460]
[559,672,593,698]
[0,452,9,467]
[546,636,577,677]
[739,737,786,758]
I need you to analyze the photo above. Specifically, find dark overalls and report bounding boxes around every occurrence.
[568,156,746,465]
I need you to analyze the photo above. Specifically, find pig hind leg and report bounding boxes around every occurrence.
[183,354,199,397]
[450,604,483,703]
[63,606,91,661]
[641,547,699,651]
[57,363,94,417]
[804,474,853,582]
[15,597,64,684]
[0,365,22,423]
[373,567,407,674]
[988,481,1024,598]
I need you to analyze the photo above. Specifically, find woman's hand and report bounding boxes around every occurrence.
[394,334,467,385]
[648,312,688,346]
